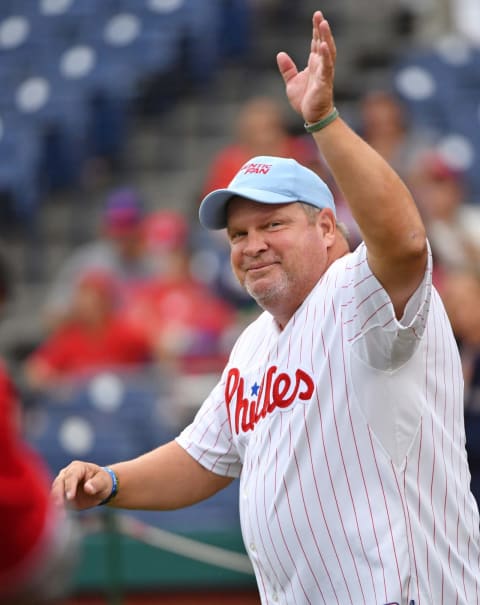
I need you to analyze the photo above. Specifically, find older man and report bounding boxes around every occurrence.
[52,11,480,604]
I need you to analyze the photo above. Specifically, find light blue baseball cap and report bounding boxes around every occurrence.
[199,155,336,230]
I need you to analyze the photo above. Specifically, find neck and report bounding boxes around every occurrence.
[271,243,350,330]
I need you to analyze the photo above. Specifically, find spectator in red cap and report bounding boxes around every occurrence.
[0,252,78,604]
[358,90,433,181]
[407,150,480,279]
[24,269,152,392]
[201,95,319,199]
[124,210,238,373]
[42,187,155,330]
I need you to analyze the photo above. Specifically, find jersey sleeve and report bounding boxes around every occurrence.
[175,373,242,479]
[347,241,432,371]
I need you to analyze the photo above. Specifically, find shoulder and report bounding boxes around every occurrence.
[329,243,367,275]
[313,244,368,300]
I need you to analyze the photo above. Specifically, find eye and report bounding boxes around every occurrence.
[268,220,283,229]
[228,230,246,243]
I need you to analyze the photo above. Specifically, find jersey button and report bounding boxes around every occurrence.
[272,591,278,602]
[249,542,256,552]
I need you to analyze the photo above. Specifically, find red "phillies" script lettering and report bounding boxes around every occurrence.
[225,366,315,434]
[240,162,272,175]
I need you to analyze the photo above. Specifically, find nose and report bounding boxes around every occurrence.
[242,230,268,256]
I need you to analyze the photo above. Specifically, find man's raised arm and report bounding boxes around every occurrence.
[277,11,427,317]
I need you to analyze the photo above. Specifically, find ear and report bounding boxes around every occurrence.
[316,208,336,247]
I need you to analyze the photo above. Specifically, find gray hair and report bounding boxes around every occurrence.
[299,202,350,242]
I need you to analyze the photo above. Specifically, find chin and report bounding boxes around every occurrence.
[246,280,272,300]
[247,271,291,303]
[247,284,286,310]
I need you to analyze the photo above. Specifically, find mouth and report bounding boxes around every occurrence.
[245,260,278,273]
[242,258,279,273]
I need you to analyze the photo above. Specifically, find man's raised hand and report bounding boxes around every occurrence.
[277,11,336,124]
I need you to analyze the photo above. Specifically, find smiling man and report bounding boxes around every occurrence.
[52,11,480,605]
[202,156,350,328]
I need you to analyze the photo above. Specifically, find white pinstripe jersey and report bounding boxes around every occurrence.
[176,242,480,605]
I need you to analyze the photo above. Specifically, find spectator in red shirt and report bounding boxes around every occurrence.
[0,361,79,604]
[201,95,318,197]
[24,270,152,391]
[43,187,154,330]
[407,150,480,275]
[125,210,238,372]
[0,253,78,604]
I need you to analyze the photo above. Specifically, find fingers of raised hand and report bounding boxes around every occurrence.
[311,12,335,60]
[319,19,336,63]
[312,11,323,41]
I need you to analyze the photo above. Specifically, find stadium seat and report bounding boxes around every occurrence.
[24,369,177,475]
[392,40,480,201]
[0,0,235,217]
[0,114,41,231]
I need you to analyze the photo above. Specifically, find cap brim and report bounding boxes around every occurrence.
[199,187,298,229]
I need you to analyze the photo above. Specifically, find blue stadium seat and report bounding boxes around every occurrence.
[0,114,41,230]
[0,0,232,218]
[392,52,454,132]
[392,41,480,201]
[179,0,222,85]
[24,370,177,475]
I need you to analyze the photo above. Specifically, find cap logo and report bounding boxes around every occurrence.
[240,162,272,175]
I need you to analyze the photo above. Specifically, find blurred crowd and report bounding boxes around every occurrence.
[1,0,480,601]
[24,190,245,392]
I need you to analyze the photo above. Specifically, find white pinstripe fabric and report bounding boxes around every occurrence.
[177,243,480,605]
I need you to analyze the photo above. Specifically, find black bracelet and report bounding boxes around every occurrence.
[98,466,119,506]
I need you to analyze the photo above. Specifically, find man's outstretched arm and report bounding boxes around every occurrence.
[52,440,233,511]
